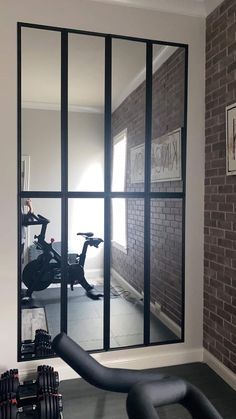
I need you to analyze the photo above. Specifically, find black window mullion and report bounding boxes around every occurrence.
[181,45,188,341]
[144,42,153,346]
[17,23,22,362]
[103,35,112,351]
[60,30,68,334]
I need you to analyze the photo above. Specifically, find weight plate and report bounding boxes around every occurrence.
[51,395,55,419]
[46,371,50,394]
[11,402,17,419]
[49,394,53,419]
[2,402,6,419]
[40,396,47,419]
[46,394,51,419]
[55,395,60,418]
[42,372,46,394]
[2,379,6,402]
[6,403,11,419]
[53,396,59,419]
[54,372,59,391]
[38,373,44,394]
[12,377,19,395]
[49,371,53,393]
[55,395,59,419]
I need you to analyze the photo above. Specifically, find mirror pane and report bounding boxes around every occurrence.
[68,34,105,192]
[150,198,183,344]
[20,198,61,359]
[151,46,185,192]
[67,198,104,351]
[112,39,146,192]
[21,28,61,191]
[110,198,144,348]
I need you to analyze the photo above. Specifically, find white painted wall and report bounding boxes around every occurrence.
[0,0,205,377]
[22,109,61,191]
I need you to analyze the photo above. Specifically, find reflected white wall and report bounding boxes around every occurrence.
[22,108,104,271]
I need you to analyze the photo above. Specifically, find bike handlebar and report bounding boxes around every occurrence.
[23,212,50,226]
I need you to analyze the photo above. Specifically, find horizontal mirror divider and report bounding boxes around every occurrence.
[18,22,188,49]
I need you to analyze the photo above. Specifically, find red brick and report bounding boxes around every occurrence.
[205,0,236,374]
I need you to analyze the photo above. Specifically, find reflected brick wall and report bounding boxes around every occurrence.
[204,0,236,373]
[111,48,185,327]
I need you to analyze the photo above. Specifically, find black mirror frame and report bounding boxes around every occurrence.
[17,21,188,362]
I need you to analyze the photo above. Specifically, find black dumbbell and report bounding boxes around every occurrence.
[0,395,62,418]
[40,393,63,419]
[0,398,17,419]
[37,366,59,394]
[35,330,53,357]
[0,370,19,403]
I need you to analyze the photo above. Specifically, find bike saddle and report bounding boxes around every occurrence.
[77,232,94,237]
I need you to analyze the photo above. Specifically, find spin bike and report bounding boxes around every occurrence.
[22,213,104,300]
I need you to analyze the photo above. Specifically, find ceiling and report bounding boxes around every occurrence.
[89,0,223,17]
[22,28,179,113]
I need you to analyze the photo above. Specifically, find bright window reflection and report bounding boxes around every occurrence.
[112,129,127,251]
[112,129,127,191]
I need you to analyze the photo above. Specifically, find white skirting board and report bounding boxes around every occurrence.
[19,347,236,390]
[19,346,203,381]
[111,268,181,338]
[203,349,236,391]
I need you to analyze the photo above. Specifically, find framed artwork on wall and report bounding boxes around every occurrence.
[130,128,182,183]
[151,128,182,182]
[130,144,145,183]
[226,103,236,175]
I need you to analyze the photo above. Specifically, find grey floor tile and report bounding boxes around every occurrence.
[30,284,178,349]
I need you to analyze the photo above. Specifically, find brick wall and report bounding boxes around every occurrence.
[204,0,236,373]
[111,48,185,327]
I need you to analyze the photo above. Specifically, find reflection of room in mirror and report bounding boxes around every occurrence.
[21,155,30,191]
[19,26,186,359]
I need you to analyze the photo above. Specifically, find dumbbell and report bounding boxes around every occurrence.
[0,394,62,418]
[37,366,59,394]
[0,398,17,419]
[0,370,19,403]
[35,330,53,357]
[40,393,63,419]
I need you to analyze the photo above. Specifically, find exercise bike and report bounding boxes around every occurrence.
[22,213,104,300]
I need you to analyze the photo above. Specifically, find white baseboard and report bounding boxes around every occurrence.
[19,346,203,382]
[203,349,236,391]
[111,268,181,337]
[111,267,143,301]
[153,307,181,338]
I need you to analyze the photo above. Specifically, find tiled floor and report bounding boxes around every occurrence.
[32,283,178,350]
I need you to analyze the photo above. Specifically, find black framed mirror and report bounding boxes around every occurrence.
[18,22,188,361]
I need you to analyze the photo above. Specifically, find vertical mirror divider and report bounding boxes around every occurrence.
[60,30,69,333]
[104,35,112,351]
[181,45,189,342]
[17,23,22,361]
[144,41,153,346]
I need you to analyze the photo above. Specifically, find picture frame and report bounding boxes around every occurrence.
[226,103,236,176]
[151,128,182,182]
[130,144,145,183]
[130,128,182,183]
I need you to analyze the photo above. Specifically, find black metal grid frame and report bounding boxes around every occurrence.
[17,21,188,361]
